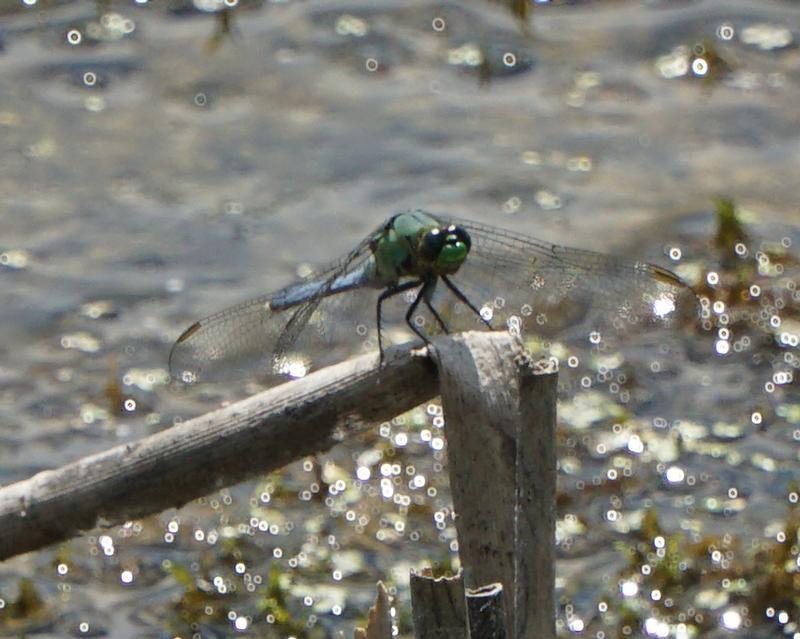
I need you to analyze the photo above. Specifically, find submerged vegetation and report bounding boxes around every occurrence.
[0,1,797,636]
[2,199,797,638]
[552,198,799,637]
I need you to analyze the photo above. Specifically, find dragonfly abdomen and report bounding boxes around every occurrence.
[269,261,376,311]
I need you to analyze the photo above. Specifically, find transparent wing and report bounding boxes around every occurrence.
[169,229,386,384]
[415,217,698,345]
[169,213,698,384]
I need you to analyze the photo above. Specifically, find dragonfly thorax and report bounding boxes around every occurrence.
[371,211,472,286]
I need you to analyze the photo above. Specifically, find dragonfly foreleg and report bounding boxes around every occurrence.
[421,279,450,335]
[441,274,493,330]
[404,277,439,344]
[376,279,422,363]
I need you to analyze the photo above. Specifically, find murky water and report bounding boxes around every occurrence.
[0,0,798,637]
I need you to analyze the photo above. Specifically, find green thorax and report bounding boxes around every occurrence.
[370,210,471,285]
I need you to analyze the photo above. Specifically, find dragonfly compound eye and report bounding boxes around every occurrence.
[447,225,471,252]
[436,225,471,270]
[420,227,445,261]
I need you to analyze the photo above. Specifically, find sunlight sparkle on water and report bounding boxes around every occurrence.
[0,248,31,269]
[691,57,709,76]
[567,617,584,632]
[665,466,685,484]
[720,609,742,630]
[644,617,670,638]
[335,14,368,37]
[674,625,691,639]
[61,332,101,353]
[99,535,115,556]
[448,43,483,67]
[356,466,370,480]
[652,295,676,318]
[286,360,308,378]
[620,580,638,597]
[717,23,735,40]
[656,46,690,78]
[627,435,645,454]
[741,24,793,50]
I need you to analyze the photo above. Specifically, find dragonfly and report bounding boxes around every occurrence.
[169,210,696,384]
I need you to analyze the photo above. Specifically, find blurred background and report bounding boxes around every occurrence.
[0,0,798,637]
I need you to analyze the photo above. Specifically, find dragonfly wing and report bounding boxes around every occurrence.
[422,217,697,343]
[169,231,381,383]
[169,293,283,383]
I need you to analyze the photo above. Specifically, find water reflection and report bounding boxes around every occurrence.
[0,0,798,636]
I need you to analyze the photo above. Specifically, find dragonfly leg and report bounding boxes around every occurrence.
[441,274,493,330]
[404,277,438,343]
[376,279,422,364]
[421,281,450,334]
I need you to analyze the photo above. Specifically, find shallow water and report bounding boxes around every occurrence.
[0,0,798,637]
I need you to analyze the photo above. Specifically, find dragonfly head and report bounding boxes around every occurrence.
[419,223,472,274]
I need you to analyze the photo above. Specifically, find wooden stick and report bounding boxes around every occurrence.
[0,344,437,561]
[466,583,507,639]
[358,581,393,639]
[513,356,558,639]
[409,569,466,639]
[432,332,557,639]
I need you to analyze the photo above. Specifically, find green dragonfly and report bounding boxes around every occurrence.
[169,210,695,383]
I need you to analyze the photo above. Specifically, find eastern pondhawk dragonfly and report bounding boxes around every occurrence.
[169,210,696,383]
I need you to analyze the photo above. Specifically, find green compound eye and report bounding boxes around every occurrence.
[448,224,471,252]
[435,224,471,268]
[437,240,468,266]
